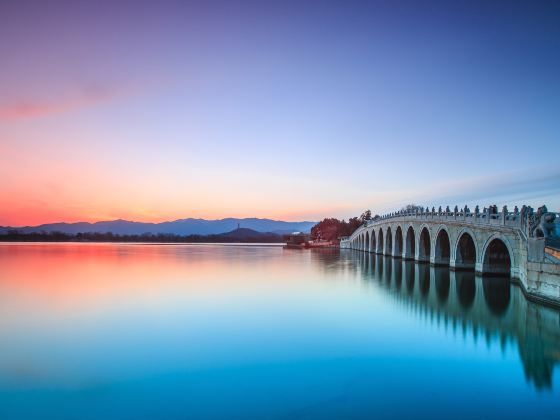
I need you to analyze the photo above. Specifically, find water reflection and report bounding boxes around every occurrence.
[0,244,559,419]
[456,272,476,309]
[405,262,415,294]
[315,249,560,391]
[434,268,450,304]
[394,259,402,290]
[483,276,511,316]
[418,264,430,297]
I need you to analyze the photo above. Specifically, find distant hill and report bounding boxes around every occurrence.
[215,228,281,242]
[0,217,315,236]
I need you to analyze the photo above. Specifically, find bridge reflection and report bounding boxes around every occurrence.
[311,249,560,390]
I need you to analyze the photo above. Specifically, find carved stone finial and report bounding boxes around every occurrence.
[528,205,556,238]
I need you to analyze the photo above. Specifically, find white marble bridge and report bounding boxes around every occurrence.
[340,205,560,305]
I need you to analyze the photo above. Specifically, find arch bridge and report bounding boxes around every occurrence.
[340,205,560,305]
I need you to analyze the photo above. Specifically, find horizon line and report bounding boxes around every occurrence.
[0,216,320,229]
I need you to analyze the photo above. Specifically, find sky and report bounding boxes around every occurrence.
[1,0,559,226]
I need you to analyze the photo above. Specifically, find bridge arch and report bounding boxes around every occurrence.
[377,228,384,254]
[365,231,370,253]
[385,227,393,256]
[370,229,376,252]
[481,234,513,276]
[454,229,477,270]
[394,226,403,258]
[418,225,431,262]
[404,225,415,260]
[434,226,451,266]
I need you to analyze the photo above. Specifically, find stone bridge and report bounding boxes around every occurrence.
[340,205,560,305]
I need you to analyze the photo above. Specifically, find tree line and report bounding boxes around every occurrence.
[310,210,379,242]
[310,205,423,242]
[0,230,284,243]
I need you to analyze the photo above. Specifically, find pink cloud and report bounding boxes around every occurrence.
[0,87,122,121]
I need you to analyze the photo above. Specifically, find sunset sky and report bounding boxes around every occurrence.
[1,0,559,226]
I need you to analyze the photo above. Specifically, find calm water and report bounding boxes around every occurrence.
[0,243,559,419]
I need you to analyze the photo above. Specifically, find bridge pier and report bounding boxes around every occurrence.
[474,262,484,276]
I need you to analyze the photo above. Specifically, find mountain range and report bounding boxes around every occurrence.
[0,218,316,236]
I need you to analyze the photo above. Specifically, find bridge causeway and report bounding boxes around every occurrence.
[340,205,560,305]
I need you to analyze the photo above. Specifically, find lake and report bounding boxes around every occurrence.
[0,243,559,419]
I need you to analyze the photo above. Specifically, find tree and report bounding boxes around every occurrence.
[311,218,341,241]
[310,215,364,241]
[360,209,372,222]
[401,204,422,213]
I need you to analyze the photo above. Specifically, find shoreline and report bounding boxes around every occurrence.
[0,241,287,246]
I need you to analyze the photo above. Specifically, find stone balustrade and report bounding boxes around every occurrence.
[365,205,558,240]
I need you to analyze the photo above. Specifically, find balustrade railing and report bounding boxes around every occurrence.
[347,204,558,241]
